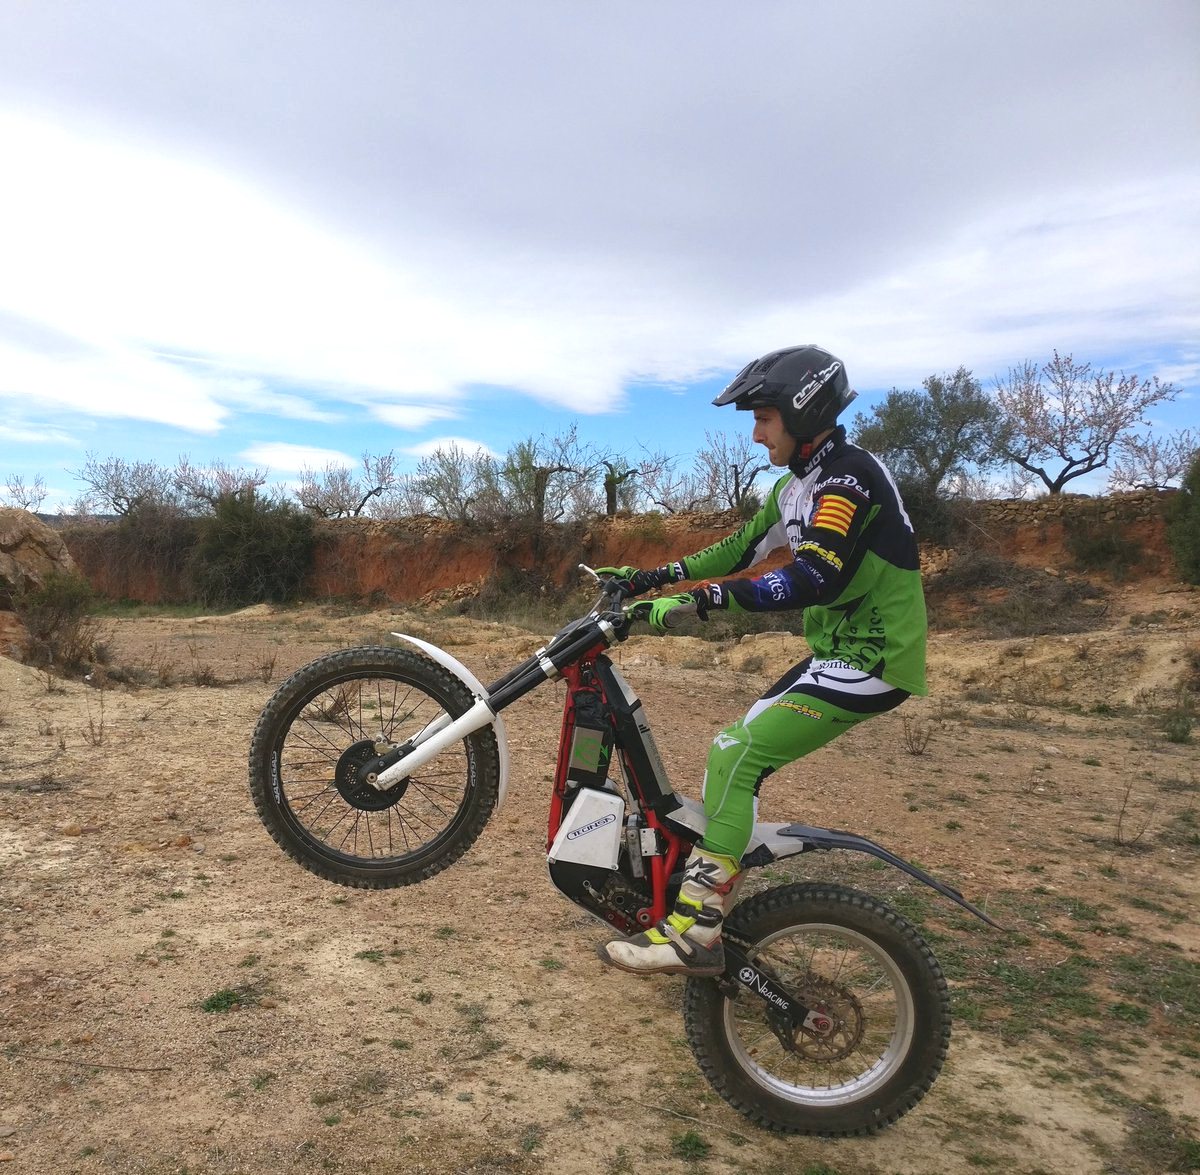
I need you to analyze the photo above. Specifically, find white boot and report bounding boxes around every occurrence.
[597,848,740,976]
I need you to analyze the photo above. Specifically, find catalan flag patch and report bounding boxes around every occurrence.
[811,494,856,537]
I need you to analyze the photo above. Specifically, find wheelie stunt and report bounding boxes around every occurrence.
[249,345,998,1137]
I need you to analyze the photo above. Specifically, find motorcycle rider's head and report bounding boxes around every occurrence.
[713,345,857,469]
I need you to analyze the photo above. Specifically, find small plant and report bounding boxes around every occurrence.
[1114,778,1156,848]
[185,639,222,687]
[671,1131,711,1162]
[527,1053,572,1072]
[254,651,278,683]
[1003,701,1037,727]
[1163,710,1194,745]
[82,689,106,747]
[519,1124,545,1153]
[200,985,257,1013]
[901,715,932,755]
[354,948,385,964]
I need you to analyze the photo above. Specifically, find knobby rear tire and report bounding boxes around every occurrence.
[248,646,500,889]
[684,882,950,1136]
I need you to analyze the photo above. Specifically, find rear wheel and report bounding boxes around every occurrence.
[684,883,950,1135]
[248,646,499,888]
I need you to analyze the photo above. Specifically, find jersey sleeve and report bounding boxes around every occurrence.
[721,467,874,612]
[675,475,790,580]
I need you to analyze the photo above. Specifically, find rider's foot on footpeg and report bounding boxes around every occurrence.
[595,932,725,977]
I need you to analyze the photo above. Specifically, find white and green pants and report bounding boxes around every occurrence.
[701,657,909,861]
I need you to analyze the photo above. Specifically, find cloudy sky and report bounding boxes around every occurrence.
[0,1,1197,507]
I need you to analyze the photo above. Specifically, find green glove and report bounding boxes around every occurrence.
[641,591,706,633]
[594,565,676,597]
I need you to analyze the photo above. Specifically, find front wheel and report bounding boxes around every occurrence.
[248,646,500,888]
[684,883,950,1136]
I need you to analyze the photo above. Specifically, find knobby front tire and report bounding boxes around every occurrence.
[248,646,500,888]
[684,883,951,1136]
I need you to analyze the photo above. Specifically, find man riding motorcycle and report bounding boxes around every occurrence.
[596,344,928,976]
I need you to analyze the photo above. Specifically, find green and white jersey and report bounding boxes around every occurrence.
[679,428,927,695]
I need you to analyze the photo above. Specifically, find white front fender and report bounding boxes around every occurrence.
[390,633,510,810]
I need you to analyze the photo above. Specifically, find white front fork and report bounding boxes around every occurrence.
[370,633,511,810]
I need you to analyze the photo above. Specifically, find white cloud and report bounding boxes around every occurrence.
[0,3,1195,446]
[402,436,500,460]
[240,442,356,472]
[0,334,229,432]
[0,420,80,447]
[369,403,461,430]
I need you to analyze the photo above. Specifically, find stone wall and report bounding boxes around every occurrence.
[972,488,1172,531]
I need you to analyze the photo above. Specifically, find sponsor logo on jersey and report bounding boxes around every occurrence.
[812,493,856,537]
[713,732,741,751]
[774,700,824,720]
[566,812,618,840]
[814,473,868,500]
[759,569,791,602]
[795,540,844,572]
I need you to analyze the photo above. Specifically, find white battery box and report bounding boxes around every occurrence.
[547,788,625,871]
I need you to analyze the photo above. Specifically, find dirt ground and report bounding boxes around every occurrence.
[1,572,1198,1175]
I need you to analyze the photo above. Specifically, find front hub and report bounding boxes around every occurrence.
[335,740,409,811]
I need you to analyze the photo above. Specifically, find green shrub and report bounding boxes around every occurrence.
[11,570,103,671]
[188,492,315,607]
[1066,523,1142,579]
[1167,451,1200,584]
[925,551,1109,636]
[897,480,955,547]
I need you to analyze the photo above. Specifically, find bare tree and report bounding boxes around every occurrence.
[3,472,48,512]
[481,427,594,525]
[1108,428,1198,492]
[633,448,716,514]
[694,430,770,511]
[414,443,491,522]
[72,453,179,516]
[174,457,268,510]
[601,460,640,517]
[370,472,432,519]
[298,452,398,518]
[994,353,1180,494]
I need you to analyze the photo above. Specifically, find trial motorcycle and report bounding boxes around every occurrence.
[248,569,997,1136]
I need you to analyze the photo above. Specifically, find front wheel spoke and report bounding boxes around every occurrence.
[396,805,444,835]
[278,775,338,789]
[296,720,349,757]
[394,807,444,841]
[285,788,338,803]
[295,791,342,827]
[404,786,457,819]
[320,805,355,844]
[280,745,340,767]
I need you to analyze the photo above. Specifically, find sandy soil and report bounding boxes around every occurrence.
[1,576,1198,1175]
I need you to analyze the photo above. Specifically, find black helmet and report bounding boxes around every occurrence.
[713,345,856,441]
